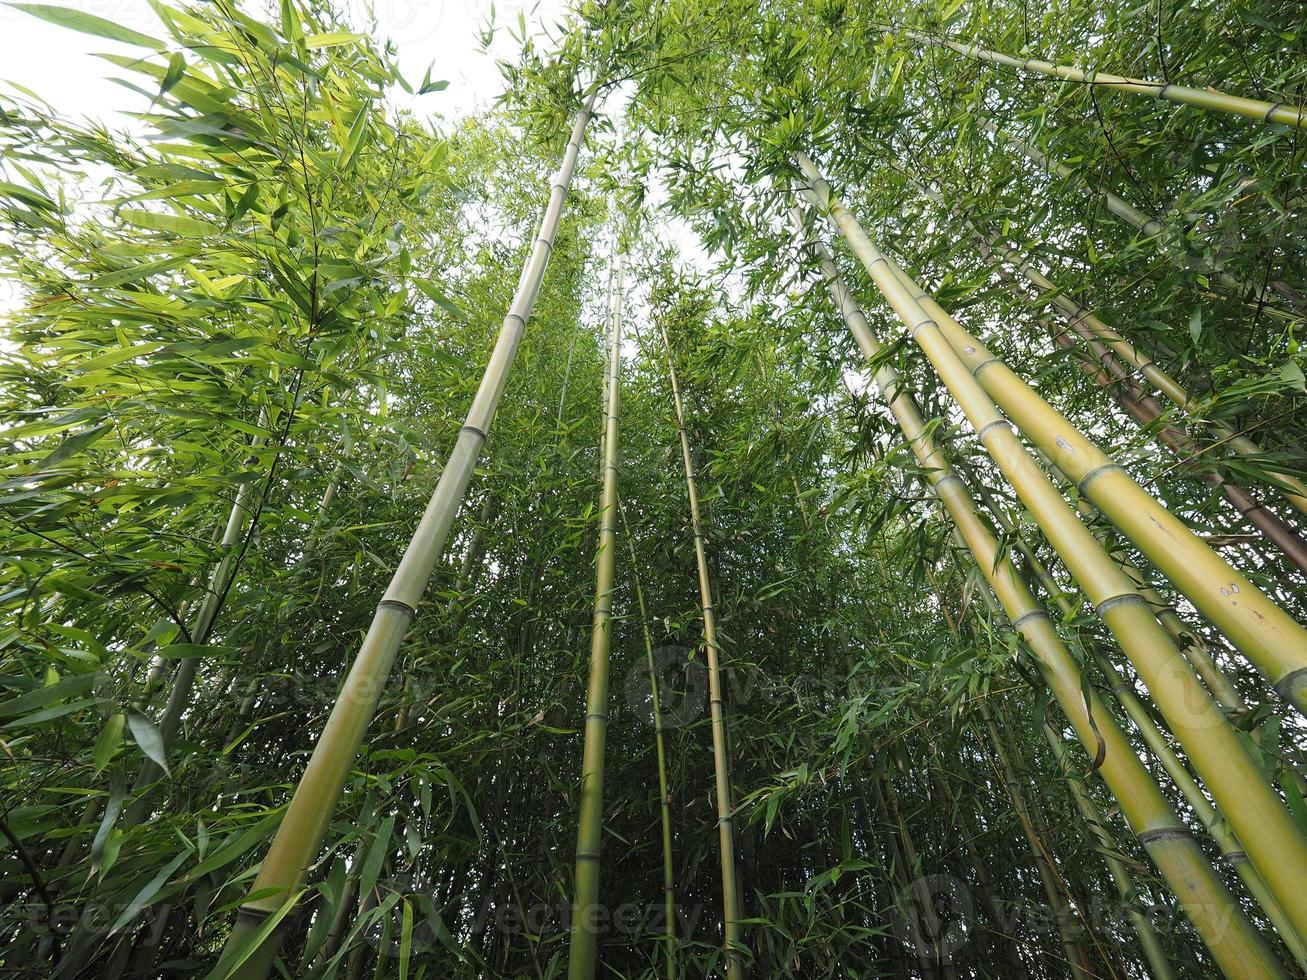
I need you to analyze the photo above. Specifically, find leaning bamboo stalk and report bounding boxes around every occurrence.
[980,709,1093,980]
[908,32,1306,128]
[978,479,1307,966]
[656,319,744,980]
[619,501,677,980]
[791,203,1286,977]
[567,254,624,980]
[960,219,1307,521]
[215,87,600,980]
[1039,720,1176,980]
[993,131,1303,318]
[795,153,1307,948]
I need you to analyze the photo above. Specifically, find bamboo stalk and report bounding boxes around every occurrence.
[980,709,1093,980]
[567,253,625,980]
[791,202,1286,977]
[619,500,678,980]
[656,318,744,980]
[215,87,600,980]
[1039,720,1176,980]
[908,32,1307,128]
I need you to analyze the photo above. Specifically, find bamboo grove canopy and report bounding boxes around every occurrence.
[1,0,1305,977]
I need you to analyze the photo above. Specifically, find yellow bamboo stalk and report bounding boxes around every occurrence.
[794,151,1307,948]
[568,255,624,980]
[657,320,744,980]
[909,32,1306,128]
[791,204,1287,978]
[958,212,1307,519]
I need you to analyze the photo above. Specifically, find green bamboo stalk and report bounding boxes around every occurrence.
[656,318,744,980]
[567,253,624,980]
[994,130,1304,319]
[908,32,1306,128]
[619,500,677,980]
[1039,720,1176,980]
[796,153,1307,953]
[979,709,1093,980]
[791,202,1286,978]
[215,87,600,980]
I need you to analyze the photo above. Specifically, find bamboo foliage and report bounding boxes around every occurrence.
[789,203,1286,977]
[908,32,1307,128]
[216,86,601,979]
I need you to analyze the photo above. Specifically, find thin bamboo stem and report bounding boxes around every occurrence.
[216,87,600,980]
[909,32,1307,128]
[567,253,625,980]
[790,199,1286,978]
[619,500,677,980]
[657,319,744,980]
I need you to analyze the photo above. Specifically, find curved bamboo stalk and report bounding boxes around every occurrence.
[215,87,600,980]
[995,130,1305,319]
[568,254,624,980]
[909,32,1307,128]
[959,215,1307,520]
[790,203,1286,978]
[795,152,1307,951]
[656,318,744,980]
[619,500,677,980]
[1039,720,1176,980]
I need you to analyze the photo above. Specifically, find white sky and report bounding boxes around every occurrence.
[0,0,572,125]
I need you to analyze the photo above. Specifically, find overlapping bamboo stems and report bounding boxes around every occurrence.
[995,130,1304,318]
[798,152,1307,951]
[904,265,1307,711]
[568,254,625,980]
[907,31,1307,128]
[978,709,1093,980]
[215,87,601,980]
[656,319,743,980]
[974,476,1307,966]
[790,203,1284,977]
[946,199,1307,528]
[619,501,677,980]
[1039,720,1176,980]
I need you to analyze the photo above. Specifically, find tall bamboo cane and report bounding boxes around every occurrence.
[795,152,1307,948]
[619,500,677,980]
[568,254,624,980]
[992,131,1304,318]
[907,32,1307,128]
[790,204,1286,977]
[215,87,600,980]
[1039,720,1176,980]
[656,319,744,980]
